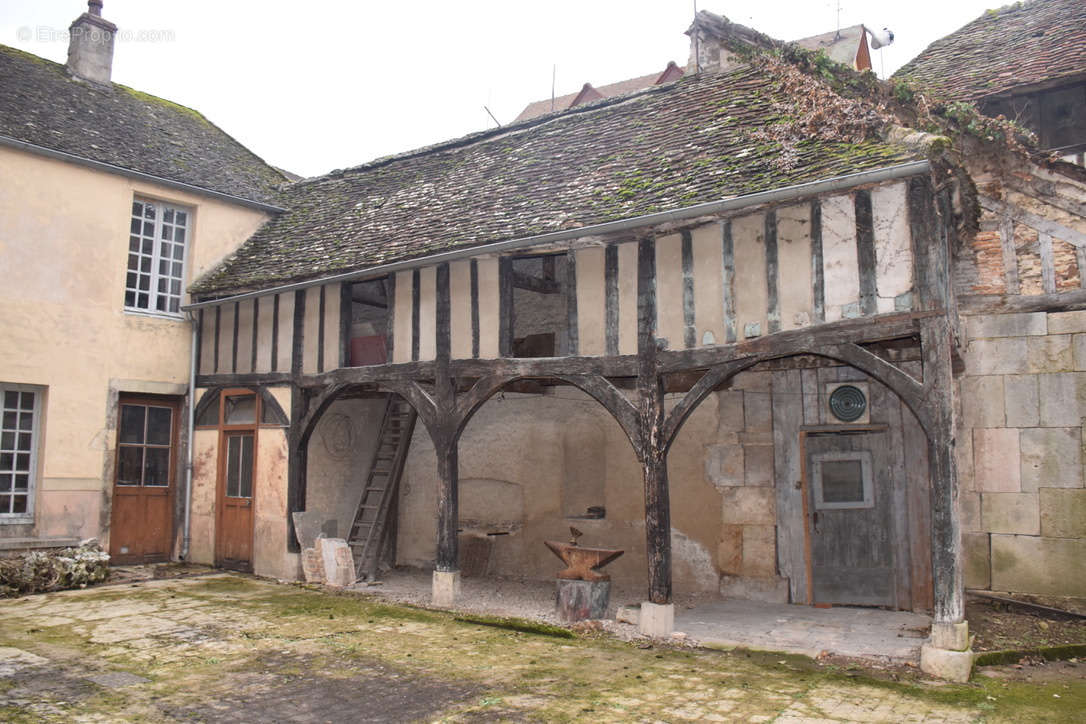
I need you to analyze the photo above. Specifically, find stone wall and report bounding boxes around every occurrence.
[958,310,1086,598]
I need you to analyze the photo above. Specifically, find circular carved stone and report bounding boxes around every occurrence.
[321,413,353,460]
[829,385,867,422]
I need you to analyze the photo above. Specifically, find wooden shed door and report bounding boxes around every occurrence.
[110,397,178,564]
[216,431,255,571]
[806,430,899,607]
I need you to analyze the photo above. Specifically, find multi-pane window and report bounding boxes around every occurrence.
[0,385,41,518]
[126,199,189,315]
[116,403,174,487]
[225,433,254,499]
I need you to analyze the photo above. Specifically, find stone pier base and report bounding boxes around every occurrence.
[920,621,974,682]
[431,570,460,607]
[638,601,674,638]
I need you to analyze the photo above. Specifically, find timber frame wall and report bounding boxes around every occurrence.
[192,173,967,625]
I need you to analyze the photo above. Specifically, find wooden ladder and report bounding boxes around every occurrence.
[348,394,416,582]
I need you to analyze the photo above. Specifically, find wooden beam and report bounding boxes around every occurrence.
[1000,215,1020,294]
[981,195,1086,247]
[271,294,280,373]
[383,276,395,365]
[605,244,619,356]
[765,210,781,334]
[411,269,421,362]
[681,230,696,348]
[195,309,204,377]
[722,220,737,343]
[197,372,294,388]
[292,289,305,376]
[908,175,944,311]
[250,298,259,374]
[1039,232,1057,294]
[470,260,480,359]
[959,289,1086,314]
[511,270,561,294]
[340,283,352,369]
[810,200,825,323]
[566,251,579,355]
[499,258,514,357]
[231,301,240,374]
[854,190,878,316]
[317,285,326,374]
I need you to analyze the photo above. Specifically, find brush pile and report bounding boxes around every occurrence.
[0,542,110,597]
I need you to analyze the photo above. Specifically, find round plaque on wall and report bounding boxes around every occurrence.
[829,385,867,422]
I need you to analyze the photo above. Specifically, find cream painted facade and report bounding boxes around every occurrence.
[0,144,271,546]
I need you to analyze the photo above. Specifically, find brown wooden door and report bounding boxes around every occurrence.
[805,430,900,607]
[215,390,259,571]
[110,397,178,564]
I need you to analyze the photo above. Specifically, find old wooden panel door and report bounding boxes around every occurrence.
[110,397,178,564]
[215,391,258,571]
[805,429,900,607]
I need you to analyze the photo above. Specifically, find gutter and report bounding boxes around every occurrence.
[0,135,287,214]
[180,313,198,560]
[183,160,930,311]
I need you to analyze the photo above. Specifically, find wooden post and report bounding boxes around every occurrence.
[637,236,672,606]
[921,316,963,624]
[434,439,459,572]
[434,262,459,574]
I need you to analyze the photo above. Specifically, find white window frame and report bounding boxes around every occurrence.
[0,383,44,522]
[811,450,874,510]
[124,198,191,318]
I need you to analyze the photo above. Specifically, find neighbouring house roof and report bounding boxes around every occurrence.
[0,44,288,206]
[892,0,1086,102]
[513,62,685,123]
[192,61,918,296]
[794,25,870,70]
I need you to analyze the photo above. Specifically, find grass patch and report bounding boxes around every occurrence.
[451,613,575,639]
[975,643,1086,667]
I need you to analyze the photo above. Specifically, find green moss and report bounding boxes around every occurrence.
[116,84,212,125]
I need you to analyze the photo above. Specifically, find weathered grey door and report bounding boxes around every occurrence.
[805,429,897,607]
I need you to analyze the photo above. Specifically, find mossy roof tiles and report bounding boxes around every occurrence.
[893,0,1086,102]
[0,44,287,205]
[193,63,918,295]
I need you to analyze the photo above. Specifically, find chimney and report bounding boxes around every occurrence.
[67,0,117,84]
[685,10,779,73]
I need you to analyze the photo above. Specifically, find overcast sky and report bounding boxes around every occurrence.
[3,1,1002,178]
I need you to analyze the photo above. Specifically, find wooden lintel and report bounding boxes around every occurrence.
[511,270,561,294]
[959,289,1086,314]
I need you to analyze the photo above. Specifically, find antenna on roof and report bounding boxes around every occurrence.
[835,0,842,41]
[551,64,556,113]
[693,0,701,74]
[484,106,502,128]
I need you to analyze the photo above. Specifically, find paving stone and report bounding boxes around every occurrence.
[965,312,1046,339]
[1003,374,1039,427]
[1020,427,1082,492]
[963,338,1028,375]
[1039,488,1086,538]
[962,532,990,589]
[972,428,1021,493]
[84,672,149,689]
[1048,310,1086,334]
[1027,335,1073,372]
[981,492,1040,535]
[991,534,1086,596]
[959,376,1005,429]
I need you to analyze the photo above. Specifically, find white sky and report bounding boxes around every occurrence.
[2,1,1002,178]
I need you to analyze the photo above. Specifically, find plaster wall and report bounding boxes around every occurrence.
[732,212,769,340]
[776,204,814,330]
[821,194,860,322]
[253,427,299,580]
[449,260,473,360]
[418,266,437,361]
[302,286,322,374]
[393,271,413,363]
[0,145,269,541]
[477,257,501,359]
[958,310,1086,597]
[575,248,606,355]
[617,241,638,355]
[655,233,685,348]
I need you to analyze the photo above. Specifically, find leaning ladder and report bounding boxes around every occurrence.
[348,394,417,582]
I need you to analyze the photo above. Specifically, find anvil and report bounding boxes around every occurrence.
[544,540,624,582]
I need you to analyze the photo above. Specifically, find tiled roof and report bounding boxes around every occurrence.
[514,63,683,123]
[0,44,288,205]
[893,0,1086,102]
[192,63,917,295]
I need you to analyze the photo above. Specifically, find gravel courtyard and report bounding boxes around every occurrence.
[0,573,1081,722]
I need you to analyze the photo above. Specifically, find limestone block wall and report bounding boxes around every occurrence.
[958,310,1086,598]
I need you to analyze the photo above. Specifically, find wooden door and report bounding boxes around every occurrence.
[110,397,178,564]
[805,429,900,607]
[215,390,258,571]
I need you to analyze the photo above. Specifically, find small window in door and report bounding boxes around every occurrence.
[117,403,174,487]
[225,434,254,498]
[812,451,873,510]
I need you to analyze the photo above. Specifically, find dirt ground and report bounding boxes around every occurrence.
[966,595,1086,652]
[0,574,1083,723]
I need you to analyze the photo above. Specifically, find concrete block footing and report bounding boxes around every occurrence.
[431,570,460,607]
[638,601,674,638]
[920,643,974,682]
[931,621,970,651]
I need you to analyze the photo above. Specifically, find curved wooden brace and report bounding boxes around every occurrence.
[661,358,760,451]
[662,340,931,452]
[451,374,518,440]
[293,382,352,450]
[554,374,641,452]
[379,380,441,440]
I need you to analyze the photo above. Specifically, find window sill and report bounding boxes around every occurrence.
[123,308,186,322]
[0,515,35,525]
